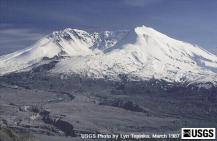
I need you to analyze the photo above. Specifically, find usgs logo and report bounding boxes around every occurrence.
[181,128,216,139]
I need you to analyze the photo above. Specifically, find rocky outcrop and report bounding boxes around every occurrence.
[40,110,75,137]
[99,99,146,113]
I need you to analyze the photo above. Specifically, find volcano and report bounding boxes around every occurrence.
[1,26,217,86]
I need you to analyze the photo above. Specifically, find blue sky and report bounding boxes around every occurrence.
[0,0,217,55]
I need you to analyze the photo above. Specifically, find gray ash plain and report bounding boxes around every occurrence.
[0,70,217,141]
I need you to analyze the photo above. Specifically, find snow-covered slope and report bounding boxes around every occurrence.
[1,26,217,85]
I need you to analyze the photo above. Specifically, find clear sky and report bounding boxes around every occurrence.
[0,0,217,55]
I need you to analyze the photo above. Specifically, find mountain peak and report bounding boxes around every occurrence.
[135,25,156,34]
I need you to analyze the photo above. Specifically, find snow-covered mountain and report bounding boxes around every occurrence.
[1,26,217,85]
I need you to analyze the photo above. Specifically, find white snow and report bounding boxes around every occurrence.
[0,25,217,85]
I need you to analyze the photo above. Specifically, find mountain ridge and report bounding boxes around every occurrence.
[0,25,217,86]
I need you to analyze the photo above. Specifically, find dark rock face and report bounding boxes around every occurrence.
[54,120,75,137]
[42,117,75,137]
[99,99,145,113]
[40,110,75,137]
[31,60,59,73]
